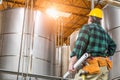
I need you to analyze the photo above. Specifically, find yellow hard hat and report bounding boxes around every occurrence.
[88,8,103,18]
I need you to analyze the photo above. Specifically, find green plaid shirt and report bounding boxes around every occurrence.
[70,23,116,59]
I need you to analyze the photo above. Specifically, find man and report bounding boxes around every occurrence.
[69,8,116,80]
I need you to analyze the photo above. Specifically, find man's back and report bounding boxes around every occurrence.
[86,23,116,57]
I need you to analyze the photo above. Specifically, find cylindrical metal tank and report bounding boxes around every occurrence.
[0,8,55,80]
[103,5,120,80]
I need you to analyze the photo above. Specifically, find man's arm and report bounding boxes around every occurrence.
[107,35,117,56]
[69,56,77,73]
[69,25,90,72]
[70,25,90,59]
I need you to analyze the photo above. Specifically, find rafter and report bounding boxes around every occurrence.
[48,0,91,10]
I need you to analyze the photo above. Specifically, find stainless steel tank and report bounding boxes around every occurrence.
[103,5,120,80]
[0,8,55,80]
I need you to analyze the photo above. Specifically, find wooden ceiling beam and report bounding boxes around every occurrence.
[63,18,87,37]
[3,0,89,18]
[82,0,90,9]
[3,0,25,5]
[47,0,91,10]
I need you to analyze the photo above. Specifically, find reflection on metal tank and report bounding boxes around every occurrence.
[55,45,70,77]
[61,45,70,76]
[0,8,55,80]
[103,5,120,80]
[70,29,80,51]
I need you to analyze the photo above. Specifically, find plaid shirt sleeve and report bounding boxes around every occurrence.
[107,35,116,56]
[70,25,90,59]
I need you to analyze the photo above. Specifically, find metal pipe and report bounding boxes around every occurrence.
[27,0,34,79]
[91,0,95,9]
[0,69,70,80]
[0,13,4,56]
[60,17,63,76]
[103,0,120,7]
[57,18,62,76]
[17,0,29,79]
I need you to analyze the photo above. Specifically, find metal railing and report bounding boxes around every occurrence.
[0,69,72,80]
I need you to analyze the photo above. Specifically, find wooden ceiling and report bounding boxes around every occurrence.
[0,0,105,45]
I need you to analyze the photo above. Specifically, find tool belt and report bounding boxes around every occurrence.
[106,57,112,70]
[82,57,112,74]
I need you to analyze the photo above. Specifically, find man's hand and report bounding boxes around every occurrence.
[69,56,77,73]
[69,63,76,73]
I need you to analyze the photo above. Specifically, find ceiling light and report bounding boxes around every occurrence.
[46,8,71,19]
[0,0,2,4]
